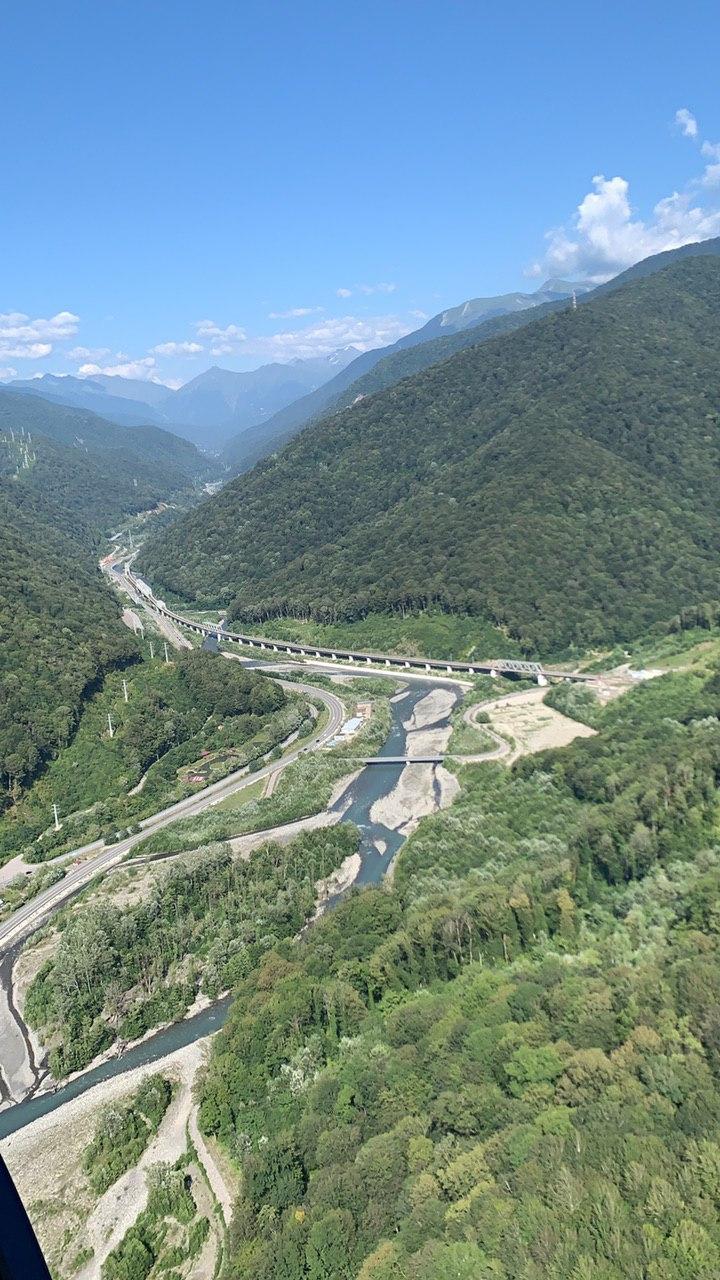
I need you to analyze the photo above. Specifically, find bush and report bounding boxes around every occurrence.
[83,1075,172,1194]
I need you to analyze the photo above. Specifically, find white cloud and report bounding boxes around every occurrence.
[194,319,247,357]
[0,341,52,359]
[701,164,720,188]
[541,173,720,281]
[676,108,698,138]
[0,311,79,342]
[268,306,324,319]
[237,313,415,362]
[531,110,720,282]
[151,340,204,356]
[0,366,17,381]
[78,356,160,381]
[0,309,79,360]
[70,345,111,361]
[336,283,396,299]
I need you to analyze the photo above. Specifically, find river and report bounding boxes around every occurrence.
[0,674,460,1140]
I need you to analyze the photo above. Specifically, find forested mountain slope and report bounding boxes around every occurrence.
[221,240,720,473]
[0,391,214,811]
[142,254,720,654]
[221,289,579,473]
[0,389,215,527]
[0,483,136,804]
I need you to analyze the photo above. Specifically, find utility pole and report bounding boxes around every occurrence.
[572,290,577,311]
[52,803,62,832]
[107,712,115,738]
[164,642,170,664]
[149,640,155,660]
[122,679,129,703]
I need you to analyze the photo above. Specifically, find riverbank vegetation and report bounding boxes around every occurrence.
[195,663,720,1279]
[83,1074,172,1194]
[24,824,359,1076]
[543,681,602,727]
[1,650,298,863]
[102,1156,210,1280]
[446,702,497,756]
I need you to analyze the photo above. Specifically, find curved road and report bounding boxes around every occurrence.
[0,678,343,954]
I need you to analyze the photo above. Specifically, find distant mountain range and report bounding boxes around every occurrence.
[393,278,592,348]
[7,282,589,457]
[165,349,359,446]
[9,348,361,450]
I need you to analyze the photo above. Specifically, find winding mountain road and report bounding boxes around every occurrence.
[0,678,343,955]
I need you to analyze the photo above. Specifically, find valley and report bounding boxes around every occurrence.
[0,579,606,1278]
[2,238,720,1280]
[0,539,603,1118]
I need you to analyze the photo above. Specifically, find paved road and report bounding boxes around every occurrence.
[0,678,343,955]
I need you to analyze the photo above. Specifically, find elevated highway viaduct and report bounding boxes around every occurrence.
[121,568,592,685]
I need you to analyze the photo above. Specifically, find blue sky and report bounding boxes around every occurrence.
[1,0,719,386]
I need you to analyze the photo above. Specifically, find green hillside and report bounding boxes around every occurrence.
[142,253,720,655]
[0,388,216,528]
[222,237,720,473]
[0,482,137,807]
[0,392,217,814]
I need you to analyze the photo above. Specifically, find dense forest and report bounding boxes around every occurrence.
[25,824,359,1075]
[195,664,720,1280]
[0,389,216,528]
[142,253,720,656]
[0,481,137,808]
[0,390,216,817]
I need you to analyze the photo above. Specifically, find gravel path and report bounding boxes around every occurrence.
[75,1042,205,1280]
[189,1105,234,1226]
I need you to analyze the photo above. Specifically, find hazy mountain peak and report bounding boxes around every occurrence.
[539,277,594,295]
